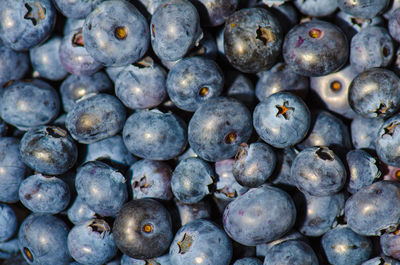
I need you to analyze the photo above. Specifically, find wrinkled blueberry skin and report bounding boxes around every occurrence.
[68,219,117,265]
[167,57,224,112]
[214,159,248,202]
[350,27,394,73]
[115,57,167,110]
[189,97,252,162]
[151,0,202,62]
[376,115,400,167]
[292,147,346,196]
[264,240,319,265]
[170,219,232,265]
[193,0,238,26]
[113,199,173,259]
[297,110,351,152]
[0,204,17,242]
[129,159,172,200]
[310,65,357,119]
[66,94,126,144]
[295,192,345,237]
[59,27,103,76]
[19,174,70,214]
[0,42,29,87]
[362,256,400,265]
[283,20,348,77]
[254,92,311,149]
[60,72,112,113]
[75,161,128,216]
[175,198,212,226]
[121,254,171,265]
[233,143,276,188]
[389,9,400,42]
[67,196,96,225]
[123,109,187,160]
[1,79,60,130]
[225,72,255,108]
[223,185,296,246]
[294,0,337,17]
[234,257,262,265]
[351,116,384,150]
[20,126,78,175]
[347,150,381,194]
[337,0,389,19]
[256,63,309,102]
[0,137,27,203]
[349,68,400,119]
[29,36,68,81]
[171,157,214,204]
[83,0,149,66]
[0,0,56,51]
[18,214,71,265]
[345,181,400,236]
[256,230,307,257]
[322,226,373,265]
[53,0,105,19]
[84,135,136,170]
[224,8,282,73]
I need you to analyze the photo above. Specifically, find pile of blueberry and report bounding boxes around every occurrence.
[4,0,400,264]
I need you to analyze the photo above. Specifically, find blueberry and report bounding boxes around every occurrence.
[214,159,248,202]
[253,92,311,148]
[0,204,17,242]
[294,0,337,17]
[53,0,105,19]
[129,159,173,200]
[350,26,394,73]
[380,228,400,260]
[166,56,224,112]
[234,257,262,265]
[0,0,56,51]
[175,198,212,226]
[223,185,296,246]
[337,0,389,19]
[18,214,71,264]
[291,146,346,196]
[193,0,239,26]
[66,93,126,144]
[19,173,70,214]
[376,115,400,167]
[0,41,29,87]
[67,196,96,225]
[270,148,298,188]
[188,97,252,162]
[0,238,20,260]
[283,20,348,77]
[388,8,400,42]
[20,126,77,175]
[322,225,372,265]
[224,8,282,73]
[256,230,308,257]
[115,56,167,110]
[225,72,256,108]
[169,219,232,265]
[263,240,319,265]
[345,181,400,236]
[0,137,28,203]
[1,79,60,130]
[335,11,385,39]
[63,18,84,35]
[121,254,171,265]
[150,0,202,61]
[68,219,117,265]
[113,199,173,259]
[362,256,400,265]
[83,0,149,66]
[351,116,384,150]
[123,109,187,160]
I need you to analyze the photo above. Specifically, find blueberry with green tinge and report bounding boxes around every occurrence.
[0,204,17,243]
[175,198,212,226]
[256,63,309,102]
[233,142,276,188]
[291,146,347,196]
[19,173,70,214]
[75,161,128,216]
[67,196,96,225]
[20,126,77,175]
[223,185,296,246]
[0,40,29,87]
[294,0,337,17]
[337,0,389,19]
[351,116,384,150]
[376,115,400,167]
[322,226,373,265]
[123,109,187,161]
[348,68,400,119]
[283,20,348,77]
[350,27,394,73]
[345,181,400,236]
[263,240,319,265]
[66,93,126,144]
[169,219,232,265]
[83,0,149,66]
[214,159,248,202]
[166,56,224,112]
[224,8,282,73]
[253,92,311,149]
[188,97,252,162]
[18,214,71,265]
[113,199,173,259]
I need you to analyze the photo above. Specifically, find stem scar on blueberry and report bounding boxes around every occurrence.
[316,147,334,161]
[276,101,294,120]
[145,259,161,265]
[383,122,399,136]
[115,26,127,40]
[152,24,156,37]
[23,247,34,262]
[330,80,342,92]
[142,223,154,233]
[383,46,390,57]
[46,126,67,138]
[395,170,400,179]
[309,28,322,39]
[198,87,209,97]
[256,26,276,45]
[225,131,237,144]
[177,233,193,254]
[89,219,110,235]
[24,2,46,26]
[72,30,84,47]
[374,102,390,117]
